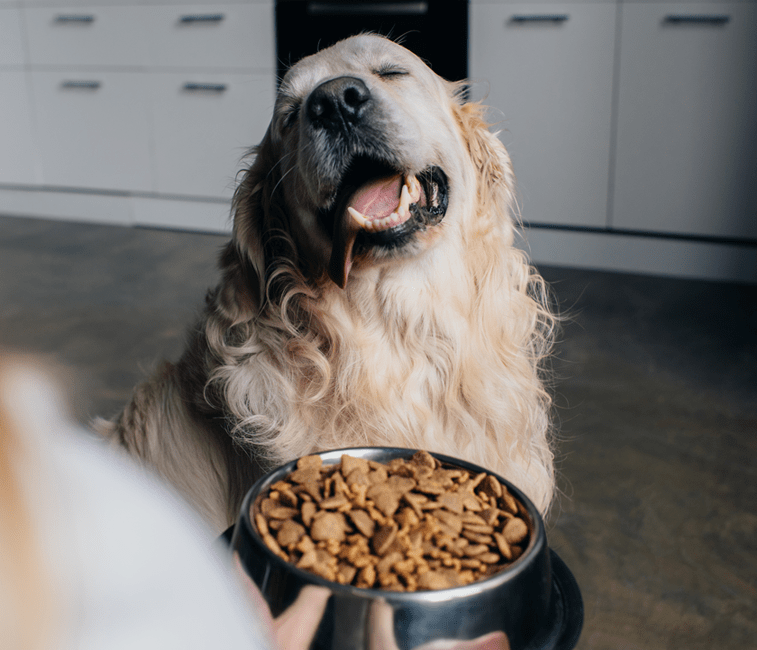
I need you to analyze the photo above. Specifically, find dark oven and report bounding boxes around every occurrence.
[275,0,469,84]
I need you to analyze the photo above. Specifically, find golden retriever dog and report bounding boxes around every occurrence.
[98,34,557,532]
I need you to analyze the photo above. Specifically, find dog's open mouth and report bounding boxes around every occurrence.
[325,158,449,287]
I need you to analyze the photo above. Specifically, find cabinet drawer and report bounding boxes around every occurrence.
[0,72,39,185]
[23,0,270,5]
[149,72,274,198]
[24,7,149,68]
[613,3,757,239]
[0,8,25,67]
[22,0,147,5]
[146,4,274,71]
[470,3,617,228]
[31,71,152,192]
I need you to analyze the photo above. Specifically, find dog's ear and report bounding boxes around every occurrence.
[452,101,517,226]
[215,127,282,321]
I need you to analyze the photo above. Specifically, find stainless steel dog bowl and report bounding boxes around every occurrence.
[231,447,582,650]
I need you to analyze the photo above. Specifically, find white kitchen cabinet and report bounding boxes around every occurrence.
[24,6,150,68]
[0,8,38,186]
[21,0,250,5]
[470,2,617,228]
[0,72,39,185]
[146,3,274,71]
[612,2,757,239]
[0,7,25,67]
[31,71,153,192]
[1,0,275,221]
[149,72,274,198]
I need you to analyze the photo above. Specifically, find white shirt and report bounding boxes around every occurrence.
[3,362,272,650]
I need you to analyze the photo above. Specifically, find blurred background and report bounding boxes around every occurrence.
[1,1,756,649]
[1,0,755,280]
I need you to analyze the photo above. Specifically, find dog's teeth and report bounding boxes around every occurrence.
[348,206,369,228]
[350,204,411,233]
[399,184,411,216]
[405,175,421,204]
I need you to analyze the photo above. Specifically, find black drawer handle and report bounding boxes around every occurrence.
[179,14,225,23]
[61,80,101,89]
[55,14,95,23]
[664,15,730,25]
[308,2,428,16]
[511,14,570,24]
[183,83,227,92]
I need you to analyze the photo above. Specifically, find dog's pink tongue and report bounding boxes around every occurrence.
[351,174,402,218]
[328,174,402,288]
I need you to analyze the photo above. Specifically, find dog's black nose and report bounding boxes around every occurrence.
[306,76,371,130]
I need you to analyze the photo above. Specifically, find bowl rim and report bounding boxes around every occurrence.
[234,446,547,603]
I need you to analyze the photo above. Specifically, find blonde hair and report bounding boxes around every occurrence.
[0,360,56,650]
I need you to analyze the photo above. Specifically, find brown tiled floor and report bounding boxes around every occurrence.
[1,214,755,649]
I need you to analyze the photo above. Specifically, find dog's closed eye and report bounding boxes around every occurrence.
[373,64,410,79]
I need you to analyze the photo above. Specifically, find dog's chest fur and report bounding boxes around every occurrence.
[213,259,532,490]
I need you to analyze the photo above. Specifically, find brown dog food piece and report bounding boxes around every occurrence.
[297,455,323,470]
[349,509,376,538]
[503,517,529,545]
[372,522,398,556]
[310,511,348,542]
[341,454,370,475]
[277,519,306,548]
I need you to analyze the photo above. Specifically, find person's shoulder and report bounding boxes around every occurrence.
[51,425,272,650]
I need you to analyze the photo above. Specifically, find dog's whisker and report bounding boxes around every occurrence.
[270,161,298,199]
[264,150,295,184]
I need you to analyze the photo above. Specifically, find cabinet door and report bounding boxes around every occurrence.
[149,73,274,198]
[0,72,39,185]
[613,3,757,239]
[31,72,153,192]
[24,6,149,68]
[470,3,617,227]
[146,3,274,71]
[0,8,25,66]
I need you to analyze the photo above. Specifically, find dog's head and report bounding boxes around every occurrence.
[231,34,514,298]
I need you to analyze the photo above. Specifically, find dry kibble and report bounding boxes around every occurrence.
[493,532,513,561]
[434,510,463,534]
[501,491,519,515]
[502,517,529,545]
[253,450,531,592]
[338,563,357,585]
[255,513,269,537]
[310,511,348,542]
[417,569,457,590]
[481,475,503,499]
[358,564,377,588]
[341,454,370,476]
[437,491,464,514]
[372,523,398,555]
[348,509,376,537]
[463,543,489,557]
[320,494,349,510]
[297,455,323,470]
[277,519,306,548]
[301,501,317,527]
[366,485,402,517]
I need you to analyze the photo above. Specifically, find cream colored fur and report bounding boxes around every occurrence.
[99,35,557,532]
